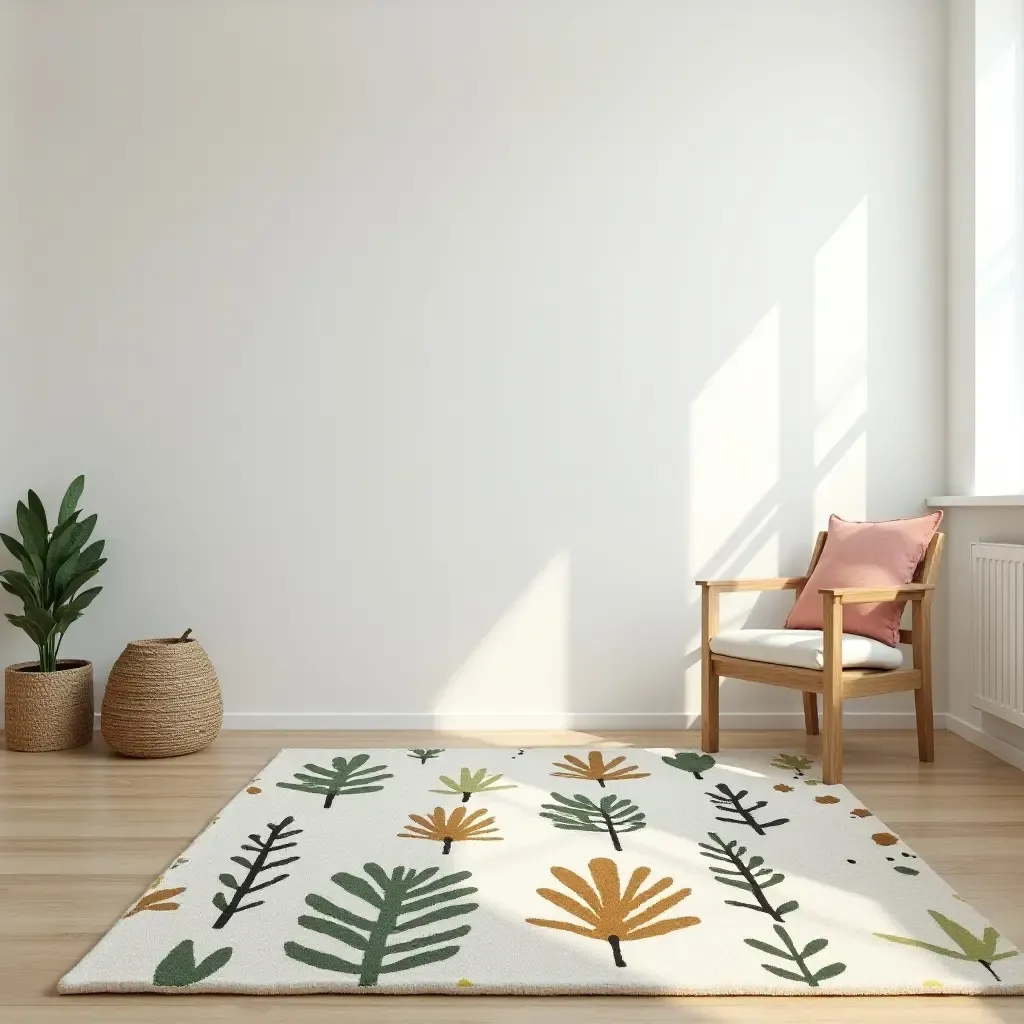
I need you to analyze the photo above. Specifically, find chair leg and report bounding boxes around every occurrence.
[913,598,935,763]
[701,659,720,753]
[822,595,844,784]
[802,692,819,736]
[700,585,720,753]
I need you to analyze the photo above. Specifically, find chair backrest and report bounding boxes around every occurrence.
[798,529,945,643]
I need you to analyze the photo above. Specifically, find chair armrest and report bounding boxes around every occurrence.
[819,583,935,605]
[697,577,806,593]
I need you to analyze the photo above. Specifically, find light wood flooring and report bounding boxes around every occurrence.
[2,728,1024,1022]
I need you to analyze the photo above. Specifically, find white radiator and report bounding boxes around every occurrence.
[972,542,1024,727]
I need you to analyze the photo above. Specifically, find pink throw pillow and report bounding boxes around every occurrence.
[784,513,942,646]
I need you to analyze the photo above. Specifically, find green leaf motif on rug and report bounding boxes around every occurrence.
[430,767,517,803]
[407,748,444,764]
[213,815,302,929]
[153,940,233,987]
[526,857,699,968]
[539,792,646,852]
[875,910,1019,982]
[707,783,790,834]
[284,863,479,987]
[745,924,846,987]
[698,832,797,920]
[661,751,716,779]
[276,754,393,808]
[770,754,813,778]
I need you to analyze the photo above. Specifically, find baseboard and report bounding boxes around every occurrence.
[946,713,1024,772]
[85,710,947,731]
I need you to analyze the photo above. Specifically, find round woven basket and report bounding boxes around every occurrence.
[101,638,222,758]
[4,660,94,752]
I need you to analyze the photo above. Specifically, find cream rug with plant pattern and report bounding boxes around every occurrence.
[60,747,1024,996]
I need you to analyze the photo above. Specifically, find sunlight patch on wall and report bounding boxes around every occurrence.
[689,306,780,570]
[976,1,1024,493]
[432,552,570,726]
[813,197,867,523]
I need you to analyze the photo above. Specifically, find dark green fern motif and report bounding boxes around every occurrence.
[213,815,301,929]
[539,792,646,852]
[707,783,789,834]
[153,940,232,987]
[770,753,813,778]
[662,751,716,779]
[876,910,1019,981]
[698,832,797,921]
[284,863,479,987]
[407,748,444,764]
[276,754,393,808]
[745,924,846,987]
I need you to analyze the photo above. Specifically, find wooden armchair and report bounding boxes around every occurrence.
[697,530,944,784]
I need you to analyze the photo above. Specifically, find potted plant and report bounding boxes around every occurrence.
[1,476,106,751]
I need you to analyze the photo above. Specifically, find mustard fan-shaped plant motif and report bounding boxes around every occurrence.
[526,857,700,967]
[398,806,503,854]
[550,752,651,788]
[430,768,518,803]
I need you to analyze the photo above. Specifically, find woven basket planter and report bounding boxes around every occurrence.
[4,660,94,752]
[101,638,222,758]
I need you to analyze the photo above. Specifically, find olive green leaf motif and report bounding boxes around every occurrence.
[407,748,444,764]
[539,792,646,852]
[285,863,479,987]
[526,857,699,968]
[153,940,233,987]
[276,754,393,808]
[550,751,651,788]
[124,887,186,918]
[399,806,502,853]
[876,911,1019,981]
[770,754,813,778]
[745,924,846,987]
[430,767,517,803]
[662,751,716,780]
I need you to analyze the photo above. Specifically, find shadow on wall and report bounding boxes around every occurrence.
[430,195,881,729]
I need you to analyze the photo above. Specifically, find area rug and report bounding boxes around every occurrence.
[59,747,1024,996]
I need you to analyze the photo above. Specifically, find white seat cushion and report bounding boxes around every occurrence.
[709,628,903,671]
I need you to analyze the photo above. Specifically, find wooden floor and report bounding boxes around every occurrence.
[3,728,1024,1022]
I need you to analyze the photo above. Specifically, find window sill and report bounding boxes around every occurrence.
[926,495,1024,508]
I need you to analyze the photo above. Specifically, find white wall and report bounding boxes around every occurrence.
[2,0,947,729]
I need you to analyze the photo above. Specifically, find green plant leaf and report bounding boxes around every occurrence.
[60,586,102,618]
[0,570,38,605]
[25,606,56,636]
[16,501,46,558]
[58,475,85,525]
[26,490,48,536]
[1,532,29,565]
[55,567,101,607]
[49,510,80,543]
[801,938,828,958]
[6,613,48,647]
